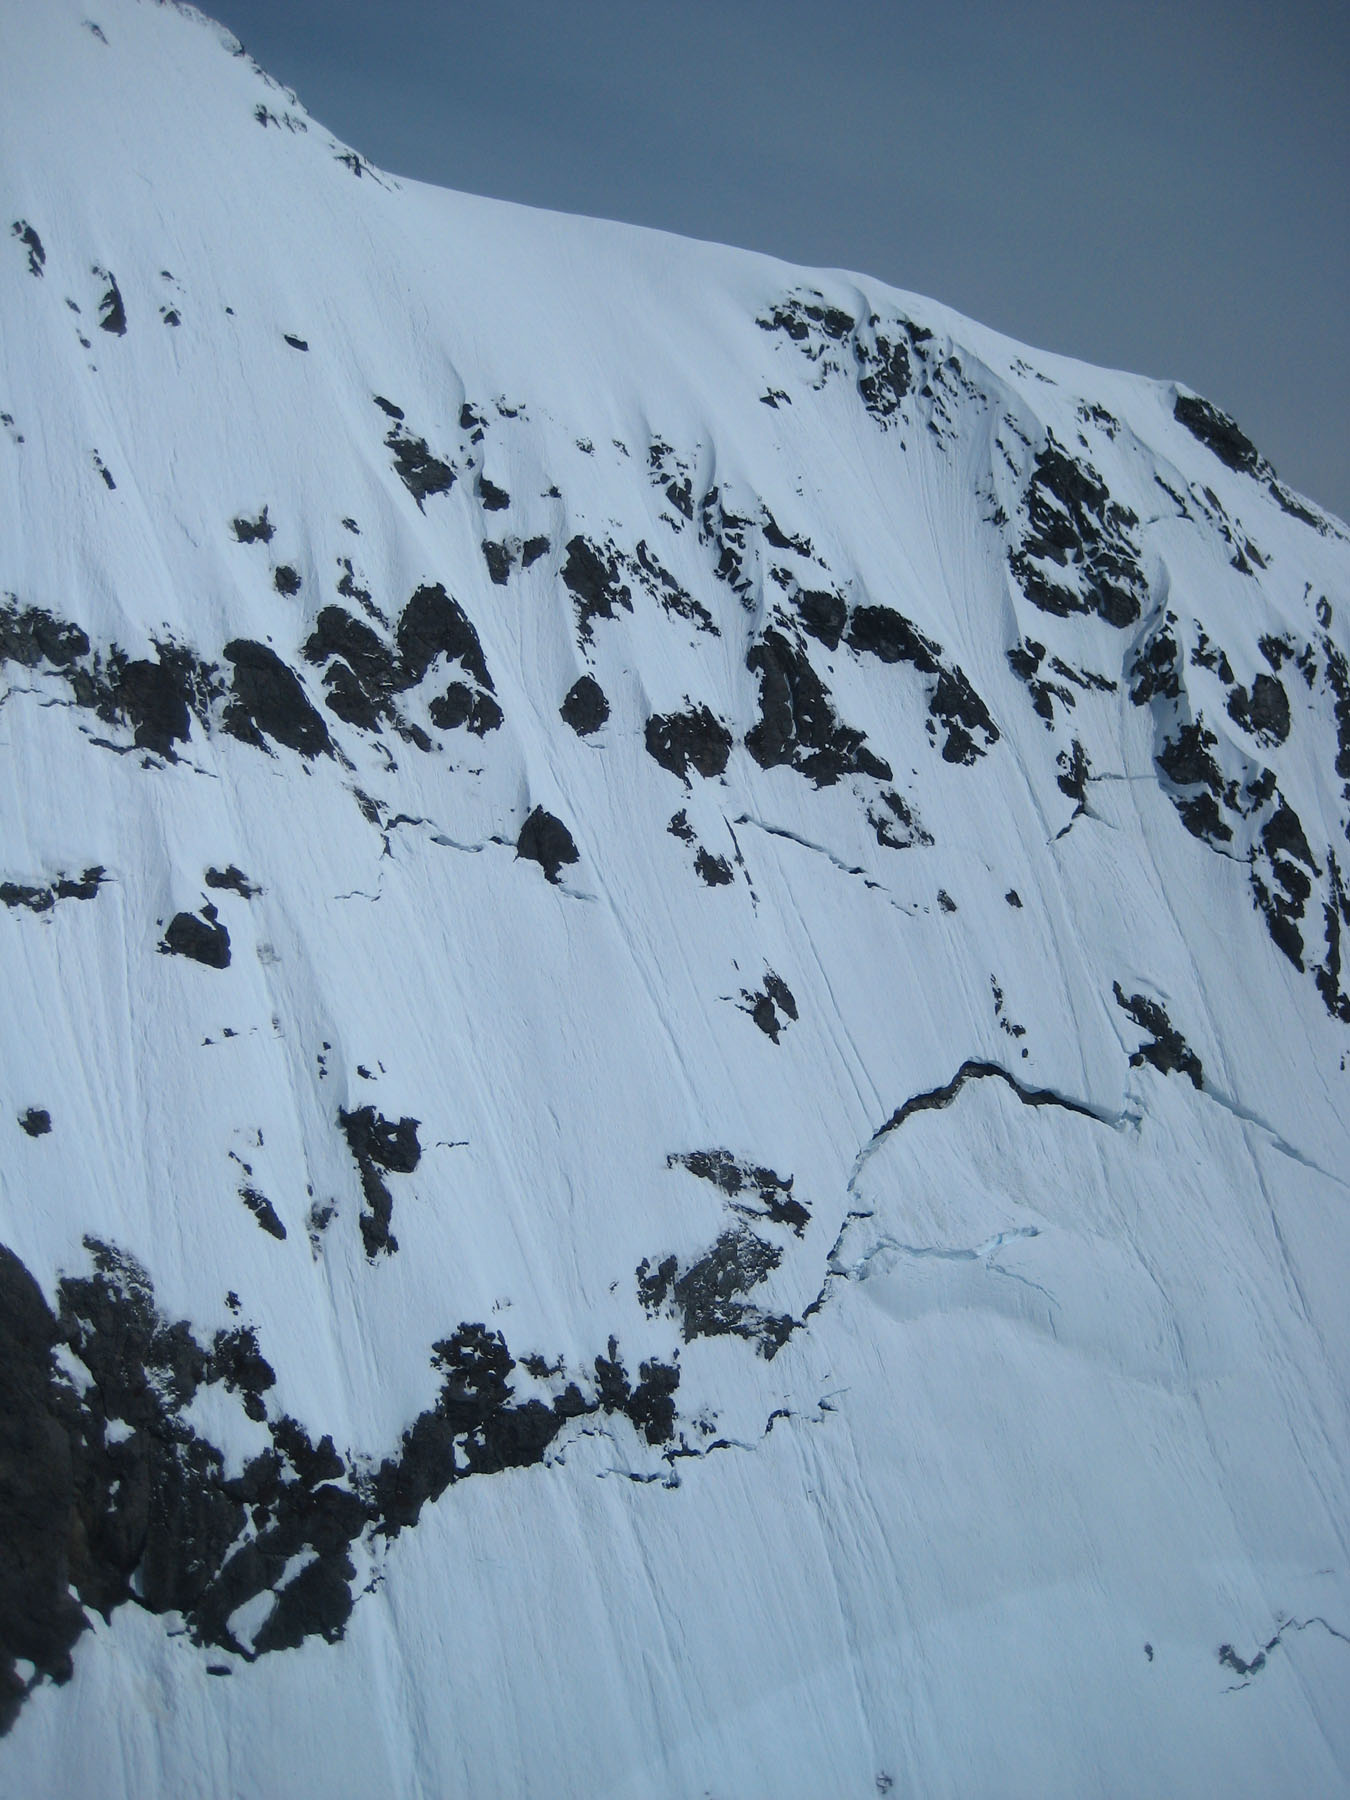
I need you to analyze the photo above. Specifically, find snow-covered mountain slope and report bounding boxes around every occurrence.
[3,3,1349,1794]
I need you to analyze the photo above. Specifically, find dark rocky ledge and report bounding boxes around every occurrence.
[160,907,231,969]
[0,1237,686,1732]
[516,807,580,884]
[1113,986,1203,1088]
[338,1105,421,1258]
[645,705,733,782]
[560,674,609,736]
[874,1060,1111,1142]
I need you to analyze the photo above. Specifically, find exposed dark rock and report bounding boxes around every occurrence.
[1313,852,1350,1023]
[1113,985,1203,1088]
[1249,797,1321,971]
[855,329,915,422]
[476,474,509,511]
[108,647,204,758]
[0,1247,89,1733]
[11,220,44,277]
[0,598,89,669]
[1156,718,1223,792]
[161,909,231,969]
[1008,436,1146,627]
[516,807,579,884]
[283,334,308,352]
[1322,636,1350,782]
[1007,637,1073,725]
[481,541,513,585]
[694,848,734,886]
[738,970,797,1042]
[1173,393,1266,479]
[758,292,854,346]
[18,1109,51,1138]
[930,668,1000,764]
[746,630,889,785]
[645,705,733,782]
[1190,629,1235,685]
[231,508,274,545]
[304,608,397,729]
[335,556,378,619]
[866,790,934,850]
[632,540,718,635]
[382,414,455,507]
[272,565,301,597]
[319,660,385,731]
[2,605,222,760]
[764,971,798,1022]
[560,674,609,736]
[2,868,103,913]
[1269,483,1328,531]
[698,488,754,601]
[372,395,404,421]
[794,588,848,650]
[648,440,694,521]
[397,584,492,690]
[756,290,931,427]
[340,1106,421,1259]
[521,535,550,569]
[668,1149,809,1235]
[561,537,633,641]
[1227,673,1290,746]
[847,605,938,672]
[223,640,331,758]
[205,865,259,899]
[640,1228,792,1358]
[340,1107,421,1176]
[239,1188,286,1241]
[846,607,997,762]
[760,510,814,558]
[94,270,126,336]
[0,1228,722,1729]
[428,682,502,735]
[1057,739,1090,808]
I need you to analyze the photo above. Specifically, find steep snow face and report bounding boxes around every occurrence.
[2,3,1349,1795]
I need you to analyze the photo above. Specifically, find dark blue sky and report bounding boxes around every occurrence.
[207,0,1347,519]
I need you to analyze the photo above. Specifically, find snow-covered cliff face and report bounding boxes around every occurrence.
[2,3,1348,1795]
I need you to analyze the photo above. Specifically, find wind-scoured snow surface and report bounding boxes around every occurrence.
[2,4,1349,1795]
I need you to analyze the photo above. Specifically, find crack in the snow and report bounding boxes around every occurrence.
[732,813,920,913]
[874,1059,1118,1139]
[1200,1084,1350,1190]
[800,1062,1124,1328]
[572,1397,829,1486]
[734,813,870,878]
[824,1226,1060,1328]
[1220,1615,1350,1690]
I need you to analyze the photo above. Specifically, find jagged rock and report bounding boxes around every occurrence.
[223,641,331,757]
[161,908,230,969]
[560,674,609,735]
[645,705,733,782]
[516,807,579,883]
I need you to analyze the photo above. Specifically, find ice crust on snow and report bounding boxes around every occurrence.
[1,2,1349,1795]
